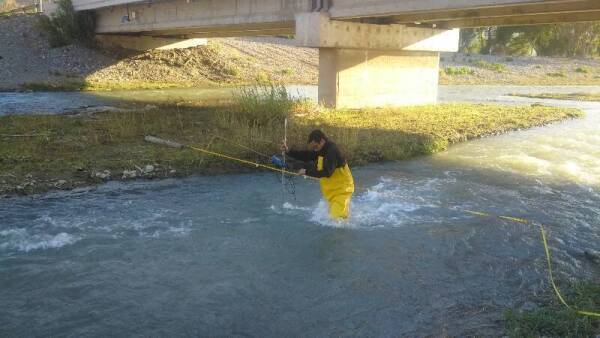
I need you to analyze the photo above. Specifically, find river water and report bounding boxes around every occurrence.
[1,86,599,336]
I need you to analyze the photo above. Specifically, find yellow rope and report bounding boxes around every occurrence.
[466,208,600,318]
[186,145,319,181]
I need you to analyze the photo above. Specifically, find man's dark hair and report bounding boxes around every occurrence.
[308,130,327,143]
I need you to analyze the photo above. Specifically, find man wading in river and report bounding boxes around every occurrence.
[282,130,355,220]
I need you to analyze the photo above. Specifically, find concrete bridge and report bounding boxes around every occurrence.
[70,0,600,108]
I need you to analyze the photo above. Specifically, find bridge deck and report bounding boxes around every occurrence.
[74,0,600,36]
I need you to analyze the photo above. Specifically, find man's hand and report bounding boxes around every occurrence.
[280,142,289,153]
[297,169,306,176]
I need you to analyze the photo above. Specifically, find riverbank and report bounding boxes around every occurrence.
[511,92,600,101]
[0,96,583,197]
[1,14,600,91]
[505,282,600,337]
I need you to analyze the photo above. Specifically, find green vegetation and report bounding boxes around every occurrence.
[505,282,600,337]
[231,84,296,126]
[222,65,240,77]
[22,79,197,91]
[510,92,600,102]
[280,68,295,76]
[0,85,583,195]
[444,66,474,76]
[255,71,271,83]
[37,0,95,47]
[0,0,37,17]
[547,72,566,77]
[473,60,507,72]
[460,23,600,57]
[575,67,589,74]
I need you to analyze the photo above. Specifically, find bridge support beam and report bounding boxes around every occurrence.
[296,12,458,108]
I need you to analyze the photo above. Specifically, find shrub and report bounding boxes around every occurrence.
[37,0,95,47]
[280,68,294,76]
[223,65,240,77]
[575,67,589,73]
[231,83,296,126]
[474,60,507,72]
[444,66,474,76]
[255,71,270,83]
[547,72,566,77]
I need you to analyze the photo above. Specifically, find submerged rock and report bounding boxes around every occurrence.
[122,170,137,179]
[94,170,112,180]
[143,165,155,174]
[584,250,600,264]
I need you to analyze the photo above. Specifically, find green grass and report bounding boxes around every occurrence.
[0,5,37,18]
[222,65,240,77]
[575,67,589,74]
[280,68,294,76]
[509,92,600,101]
[22,79,196,91]
[505,282,600,337]
[0,86,583,195]
[547,72,566,78]
[474,60,507,72]
[444,66,474,76]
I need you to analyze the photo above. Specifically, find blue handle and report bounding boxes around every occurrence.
[271,155,288,169]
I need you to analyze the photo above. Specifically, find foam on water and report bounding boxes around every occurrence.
[0,204,198,253]
[308,177,445,229]
[0,228,79,252]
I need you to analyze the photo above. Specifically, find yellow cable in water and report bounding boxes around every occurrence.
[539,226,600,317]
[465,208,600,318]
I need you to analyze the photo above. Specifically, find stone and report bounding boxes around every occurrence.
[122,170,137,179]
[143,165,155,174]
[94,170,112,180]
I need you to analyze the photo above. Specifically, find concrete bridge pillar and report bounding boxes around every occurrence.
[295,13,459,108]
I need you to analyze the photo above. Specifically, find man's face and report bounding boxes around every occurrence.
[309,139,326,152]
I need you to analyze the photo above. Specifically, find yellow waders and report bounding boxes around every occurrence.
[319,162,355,219]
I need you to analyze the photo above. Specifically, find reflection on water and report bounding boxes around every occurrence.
[0,86,599,336]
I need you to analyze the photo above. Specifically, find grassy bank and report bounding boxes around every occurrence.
[21,79,198,92]
[439,54,600,86]
[439,68,600,86]
[505,282,600,337]
[0,88,583,196]
[510,92,600,101]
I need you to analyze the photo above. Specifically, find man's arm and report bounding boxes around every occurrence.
[287,149,316,162]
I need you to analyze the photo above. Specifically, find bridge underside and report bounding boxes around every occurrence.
[78,0,600,108]
[83,0,600,38]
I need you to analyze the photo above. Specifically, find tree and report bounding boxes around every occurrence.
[460,22,600,57]
[37,0,95,47]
